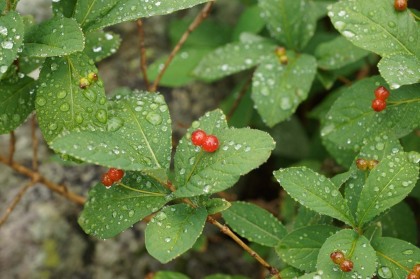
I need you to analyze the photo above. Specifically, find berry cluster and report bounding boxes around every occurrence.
[191,129,219,153]
[275,47,288,65]
[371,86,390,112]
[330,251,354,272]
[394,0,407,11]
[79,72,99,89]
[101,168,124,188]
[407,264,420,279]
[356,158,379,171]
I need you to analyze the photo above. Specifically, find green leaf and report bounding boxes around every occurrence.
[372,237,420,279]
[193,39,276,81]
[78,172,170,239]
[317,229,377,278]
[0,11,24,79]
[279,267,303,279]
[380,202,417,244]
[232,5,265,40]
[294,206,333,229]
[356,152,419,227]
[328,0,420,87]
[52,0,77,17]
[274,167,356,226]
[251,53,317,127]
[169,18,231,48]
[222,201,287,247]
[0,75,36,134]
[84,30,121,62]
[220,82,254,128]
[145,204,207,263]
[276,225,339,272]
[154,272,189,279]
[36,53,107,143]
[321,76,420,151]
[205,198,231,215]
[315,36,369,70]
[51,92,172,174]
[79,0,209,32]
[174,110,275,198]
[147,48,211,87]
[204,275,249,279]
[22,17,84,57]
[258,0,317,50]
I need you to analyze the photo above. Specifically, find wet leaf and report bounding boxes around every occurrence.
[321,76,420,152]
[232,5,265,40]
[193,39,276,81]
[145,204,207,263]
[317,229,377,278]
[22,17,84,57]
[78,172,170,239]
[84,30,121,62]
[154,271,190,279]
[276,225,339,272]
[356,152,419,227]
[274,167,356,226]
[293,207,333,229]
[372,237,420,279]
[0,11,24,79]
[52,0,77,17]
[205,198,231,215]
[78,0,209,31]
[328,0,420,87]
[174,110,275,198]
[36,53,107,143]
[315,36,369,70]
[259,0,317,50]
[51,92,172,174]
[0,75,36,134]
[380,202,417,244]
[251,52,317,127]
[223,201,287,247]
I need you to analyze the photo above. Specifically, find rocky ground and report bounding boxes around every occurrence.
[0,1,263,278]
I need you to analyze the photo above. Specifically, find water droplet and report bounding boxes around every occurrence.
[155,212,167,221]
[107,117,123,131]
[36,97,47,106]
[387,21,396,28]
[95,109,107,123]
[402,249,413,255]
[179,168,185,175]
[1,41,13,49]
[60,103,70,111]
[128,210,134,217]
[146,112,162,125]
[164,237,171,243]
[0,26,8,36]
[378,266,392,278]
[82,90,97,102]
[0,65,8,73]
[48,123,57,130]
[57,90,67,99]
[342,30,355,38]
[75,114,83,124]
[112,211,117,218]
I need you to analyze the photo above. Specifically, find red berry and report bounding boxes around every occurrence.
[202,135,219,152]
[191,129,207,146]
[394,0,407,11]
[413,264,420,275]
[356,158,368,171]
[367,159,379,170]
[101,173,113,187]
[340,259,354,272]
[108,168,124,181]
[408,272,420,279]
[330,251,345,264]
[374,86,390,100]
[372,99,386,112]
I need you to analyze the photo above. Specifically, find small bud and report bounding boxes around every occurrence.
[79,77,90,89]
[88,72,98,82]
[367,159,379,170]
[356,158,368,170]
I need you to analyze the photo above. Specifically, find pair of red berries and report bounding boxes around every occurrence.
[101,168,124,187]
[371,86,390,112]
[356,158,379,171]
[330,251,354,272]
[407,264,420,279]
[191,129,219,152]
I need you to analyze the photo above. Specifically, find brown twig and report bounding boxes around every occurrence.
[226,74,253,121]
[0,156,85,205]
[206,216,281,278]
[150,1,214,92]
[8,131,15,164]
[0,180,35,227]
[136,19,151,90]
[31,115,39,171]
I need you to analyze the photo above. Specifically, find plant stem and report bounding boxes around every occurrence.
[227,73,253,121]
[150,1,214,92]
[136,19,151,90]
[0,180,35,227]
[0,156,85,205]
[207,216,281,278]
[8,131,15,164]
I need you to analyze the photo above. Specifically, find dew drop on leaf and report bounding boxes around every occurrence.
[146,112,162,125]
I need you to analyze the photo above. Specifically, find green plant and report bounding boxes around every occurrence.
[1,0,419,278]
